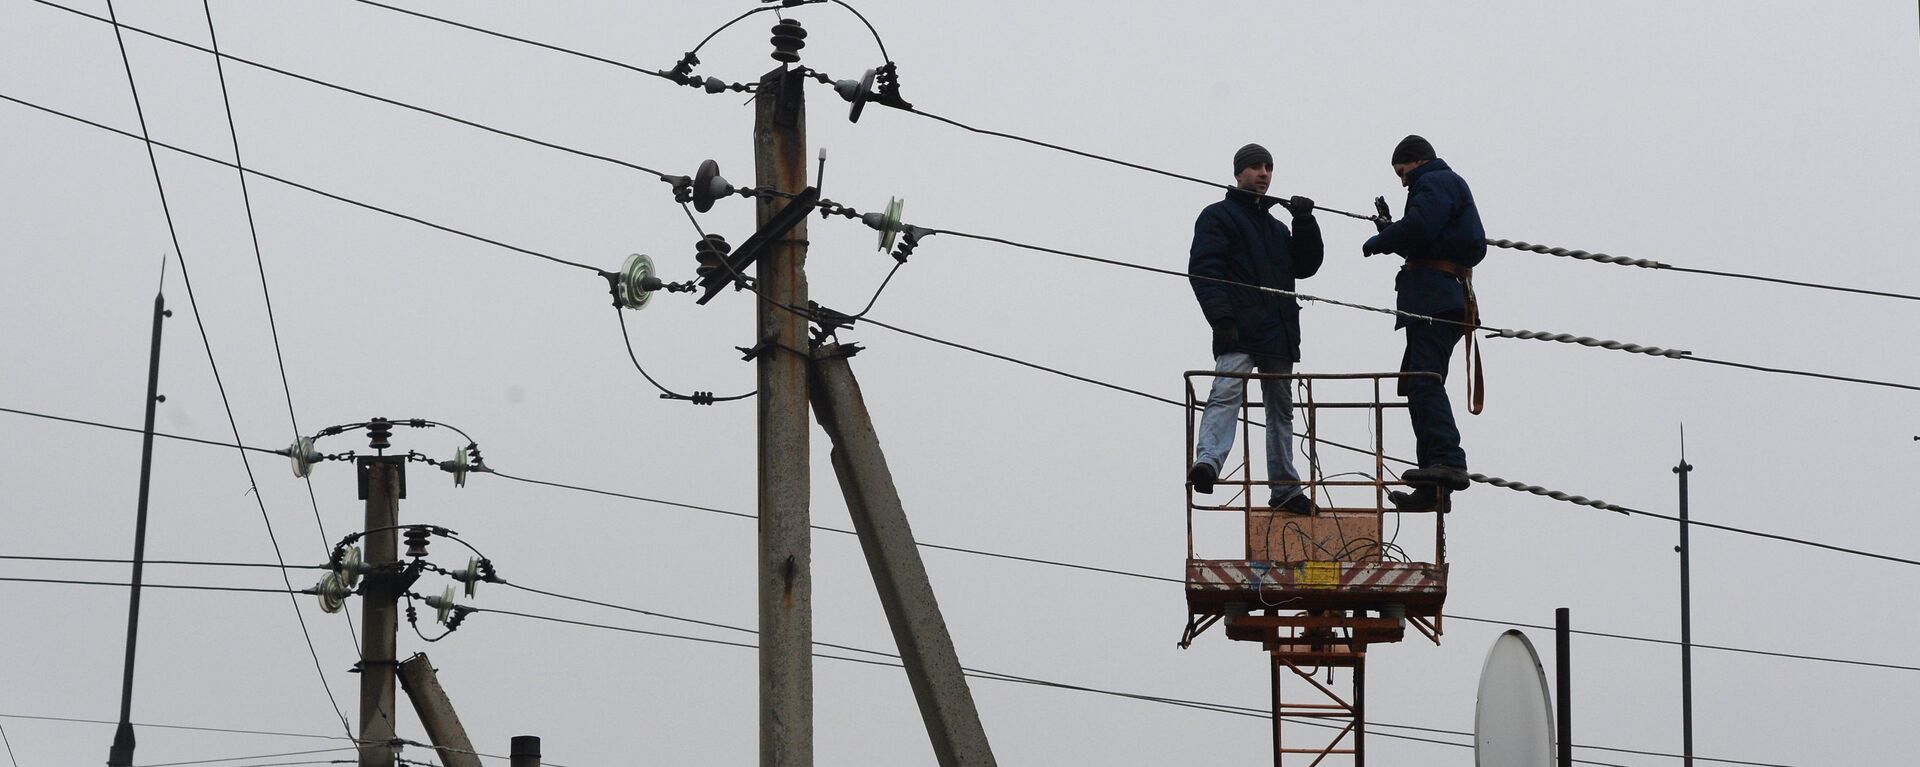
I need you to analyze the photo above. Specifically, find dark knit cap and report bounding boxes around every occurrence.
[1233,143,1273,175]
[1391,134,1435,165]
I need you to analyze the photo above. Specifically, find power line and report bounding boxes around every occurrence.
[197,3,398,724]
[0,712,345,743]
[919,225,1920,393]
[31,0,679,185]
[346,0,675,83]
[1,429,1907,681]
[34,4,1920,396]
[130,746,357,767]
[0,90,600,275]
[101,0,351,737]
[11,394,1920,665]
[0,575,306,595]
[482,469,1920,673]
[323,0,1920,311]
[3,397,1912,681]
[476,595,1789,767]
[1442,615,1920,674]
[0,723,17,767]
[1486,238,1920,303]
[6,80,1916,650]
[0,554,322,570]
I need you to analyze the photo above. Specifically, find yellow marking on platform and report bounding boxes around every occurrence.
[1299,561,1340,589]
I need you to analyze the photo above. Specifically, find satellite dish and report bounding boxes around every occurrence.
[1475,630,1556,767]
[692,159,734,213]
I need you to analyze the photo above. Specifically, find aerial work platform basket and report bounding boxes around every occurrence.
[1179,371,1450,765]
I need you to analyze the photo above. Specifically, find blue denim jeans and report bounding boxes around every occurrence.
[1194,353,1301,505]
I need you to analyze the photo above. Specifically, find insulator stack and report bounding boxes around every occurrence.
[770,18,806,62]
[366,417,393,450]
[404,527,432,559]
[694,234,733,279]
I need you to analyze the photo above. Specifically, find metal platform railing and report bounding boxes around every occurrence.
[1182,370,1446,567]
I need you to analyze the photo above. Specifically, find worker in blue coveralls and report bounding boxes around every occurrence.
[1187,143,1324,514]
[1362,135,1485,510]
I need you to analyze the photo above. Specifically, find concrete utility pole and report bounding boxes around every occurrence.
[811,345,997,767]
[755,62,812,767]
[107,287,167,767]
[397,653,483,767]
[359,449,407,767]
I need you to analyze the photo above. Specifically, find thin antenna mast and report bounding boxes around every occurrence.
[108,265,170,767]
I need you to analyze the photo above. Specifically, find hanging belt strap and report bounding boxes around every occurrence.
[1402,259,1485,414]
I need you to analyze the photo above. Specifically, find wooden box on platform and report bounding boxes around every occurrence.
[1246,511,1383,562]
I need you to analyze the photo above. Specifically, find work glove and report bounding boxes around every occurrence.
[1362,235,1385,257]
[1372,196,1393,233]
[1210,319,1240,357]
[1282,195,1315,218]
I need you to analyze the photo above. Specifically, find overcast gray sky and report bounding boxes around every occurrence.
[4,1,1918,765]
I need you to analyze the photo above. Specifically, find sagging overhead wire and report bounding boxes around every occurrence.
[4,51,1902,552]
[477,592,1788,767]
[34,0,687,186]
[102,0,352,738]
[8,402,1917,674]
[11,63,1914,550]
[50,2,1910,392]
[313,0,1920,307]
[201,0,376,691]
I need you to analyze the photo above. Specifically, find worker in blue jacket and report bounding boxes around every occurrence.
[1362,135,1485,510]
[1187,143,1323,514]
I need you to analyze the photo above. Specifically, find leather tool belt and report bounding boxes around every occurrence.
[1401,259,1485,414]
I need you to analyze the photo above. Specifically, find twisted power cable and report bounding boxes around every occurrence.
[1489,238,1920,301]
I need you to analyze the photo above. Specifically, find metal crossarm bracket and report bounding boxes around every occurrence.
[696,185,820,304]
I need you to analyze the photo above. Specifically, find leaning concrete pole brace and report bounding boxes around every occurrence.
[397,653,483,767]
[811,344,998,766]
[756,63,813,767]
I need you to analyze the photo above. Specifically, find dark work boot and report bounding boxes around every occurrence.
[1388,487,1439,511]
[1402,465,1471,491]
[1275,493,1316,516]
[1188,462,1218,494]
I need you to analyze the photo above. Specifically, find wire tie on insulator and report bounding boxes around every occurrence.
[668,51,698,83]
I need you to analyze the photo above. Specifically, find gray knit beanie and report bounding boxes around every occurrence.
[1233,143,1273,175]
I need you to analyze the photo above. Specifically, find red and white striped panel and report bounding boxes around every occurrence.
[1186,560,1445,594]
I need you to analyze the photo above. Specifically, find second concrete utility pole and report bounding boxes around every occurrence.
[755,62,813,767]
